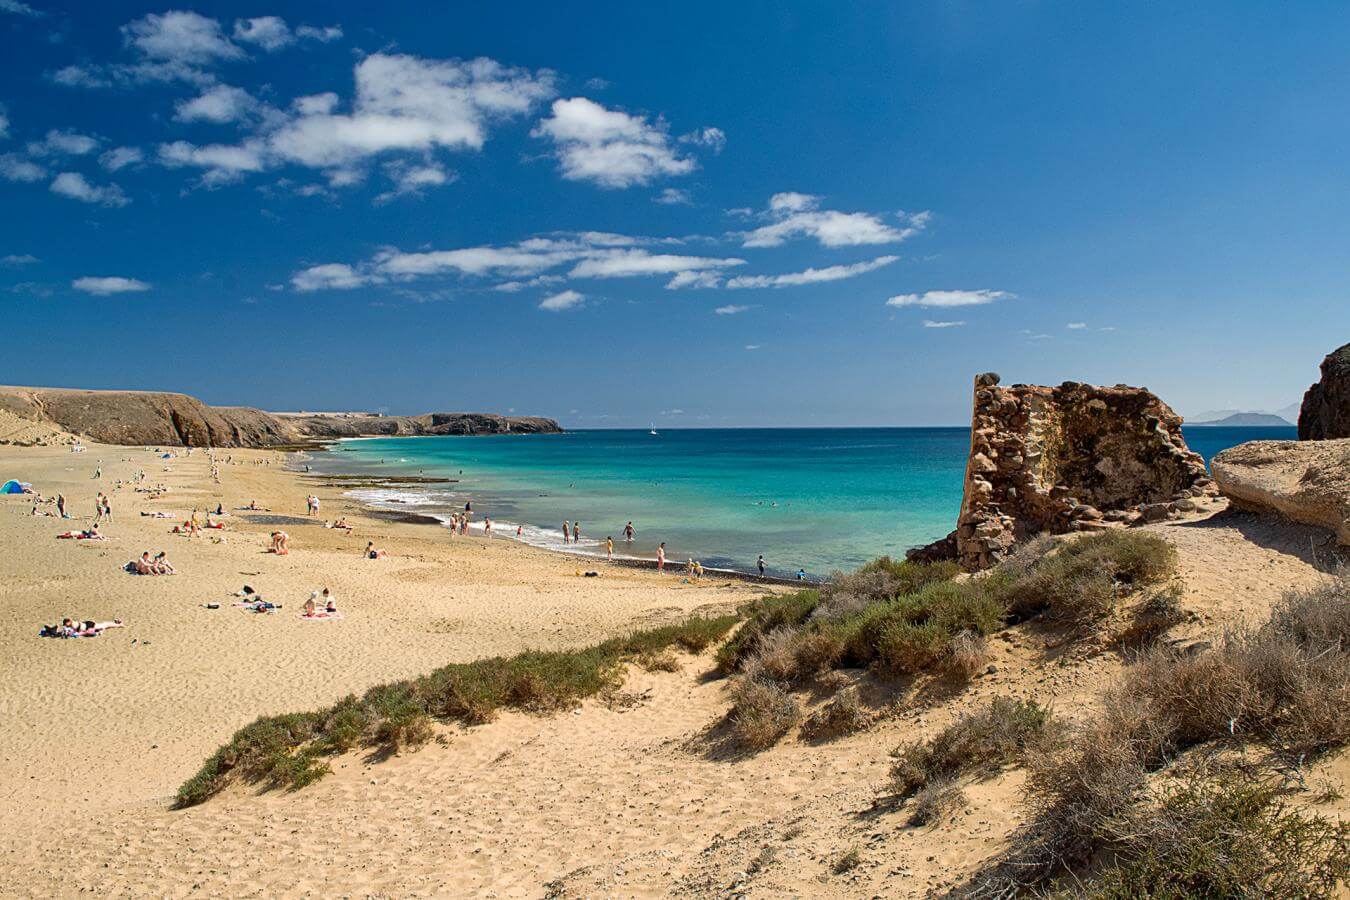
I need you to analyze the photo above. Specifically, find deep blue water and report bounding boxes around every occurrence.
[311,425,1294,577]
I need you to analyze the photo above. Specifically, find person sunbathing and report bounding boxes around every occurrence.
[152,552,175,575]
[134,552,156,575]
[302,593,318,617]
[363,541,387,559]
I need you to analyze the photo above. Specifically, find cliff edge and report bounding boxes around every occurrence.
[0,385,562,448]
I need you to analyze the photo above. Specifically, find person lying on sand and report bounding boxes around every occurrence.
[57,525,105,540]
[39,618,123,638]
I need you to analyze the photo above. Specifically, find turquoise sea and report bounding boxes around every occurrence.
[313,425,1294,578]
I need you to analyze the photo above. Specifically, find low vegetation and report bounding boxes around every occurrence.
[970,572,1350,895]
[723,531,1176,688]
[800,687,871,741]
[889,696,1055,799]
[177,613,737,807]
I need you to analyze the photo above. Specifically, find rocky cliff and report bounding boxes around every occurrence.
[1212,439,1350,547]
[0,386,562,448]
[1298,341,1350,440]
[910,374,1215,570]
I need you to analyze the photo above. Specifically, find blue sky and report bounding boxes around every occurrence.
[0,2,1346,427]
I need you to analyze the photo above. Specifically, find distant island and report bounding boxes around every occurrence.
[1188,412,1293,427]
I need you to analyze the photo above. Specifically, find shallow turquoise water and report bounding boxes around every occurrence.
[314,425,1293,577]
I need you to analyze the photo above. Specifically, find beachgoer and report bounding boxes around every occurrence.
[56,494,66,518]
[484,517,493,537]
[757,555,766,577]
[796,568,806,581]
[606,536,613,560]
[657,542,666,574]
[624,521,635,541]
[322,588,336,613]
[562,521,570,544]
[303,593,317,617]
[694,560,704,579]
[516,523,523,537]
[153,552,175,575]
[572,521,580,544]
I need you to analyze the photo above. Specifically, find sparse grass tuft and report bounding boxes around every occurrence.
[176,613,738,807]
[832,846,862,875]
[943,629,988,680]
[800,687,870,741]
[729,676,802,750]
[1114,583,1187,649]
[890,697,1054,799]
[908,778,967,827]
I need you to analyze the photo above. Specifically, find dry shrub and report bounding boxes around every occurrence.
[908,778,967,827]
[800,688,870,741]
[992,530,1177,624]
[1075,772,1350,897]
[1114,583,1187,648]
[743,626,804,684]
[943,629,988,680]
[791,626,846,676]
[890,696,1053,798]
[814,557,958,622]
[730,676,802,750]
[717,591,819,674]
[637,649,680,672]
[973,572,1350,894]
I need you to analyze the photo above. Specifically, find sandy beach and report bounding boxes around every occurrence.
[0,426,774,834]
[0,414,1345,896]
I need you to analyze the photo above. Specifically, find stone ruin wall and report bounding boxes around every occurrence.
[916,373,1216,571]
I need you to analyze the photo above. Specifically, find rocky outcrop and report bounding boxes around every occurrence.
[1212,439,1350,546]
[0,386,562,448]
[1299,342,1350,440]
[912,373,1215,570]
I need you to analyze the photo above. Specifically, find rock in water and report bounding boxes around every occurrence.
[1298,342,1350,440]
[1211,439,1350,546]
[911,373,1214,570]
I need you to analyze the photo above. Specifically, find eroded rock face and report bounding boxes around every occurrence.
[913,373,1214,570]
[0,385,562,448]
[1212,439,1350,546]
[1299,342,1350,440]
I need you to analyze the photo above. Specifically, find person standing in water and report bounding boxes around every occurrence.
[483,517,492,538]
[757,555,766,577]
[656,542,666,574]
[606,536,613,560]
[562,521,570,545]
[623,521,635,542]
[572,521,580,544]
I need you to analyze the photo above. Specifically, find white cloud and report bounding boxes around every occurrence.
[99,145,142,171]
[0,0,41,17]
[158,139,266,185]
[375,161,454,203]
[28,128,99,156]
[922,320,965,328]
[768,191,817,213]
[269,53,555,171]
[0,107,8,140]
[654,187,691,205]
[232,16,292,52]
[49,65,112,88]
[886,289,1010,308]
[714,304,753,315]
[538,289,583,311]
[0,153,44,182]
[122,11,243,66]
[72,276,149,295]
[295,24,342,42]
[680,126,726,153]
[725,254,898,289]
[292,92,338,115]
[377,244,575,279]
[569,249,744,279]
[667,270,723,289]
[291,263,369,292]
[50,172,129,206]
[174,84,259,123]
[532,97,700,188]
[743,198,927,248]
[744,344,762,351]
[1066,321,1087,329]
[1,253,38,266]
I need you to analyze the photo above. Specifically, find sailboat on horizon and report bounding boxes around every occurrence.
[649,422,659,435]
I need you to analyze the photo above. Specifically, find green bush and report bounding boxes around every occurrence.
[890,696,1054,798]
[176,612,739,807]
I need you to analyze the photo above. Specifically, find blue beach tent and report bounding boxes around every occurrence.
[1,480,29,494]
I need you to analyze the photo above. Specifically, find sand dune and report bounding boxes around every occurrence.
[0,437,1344,897]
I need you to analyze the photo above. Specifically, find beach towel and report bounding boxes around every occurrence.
[298,611,343,620]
